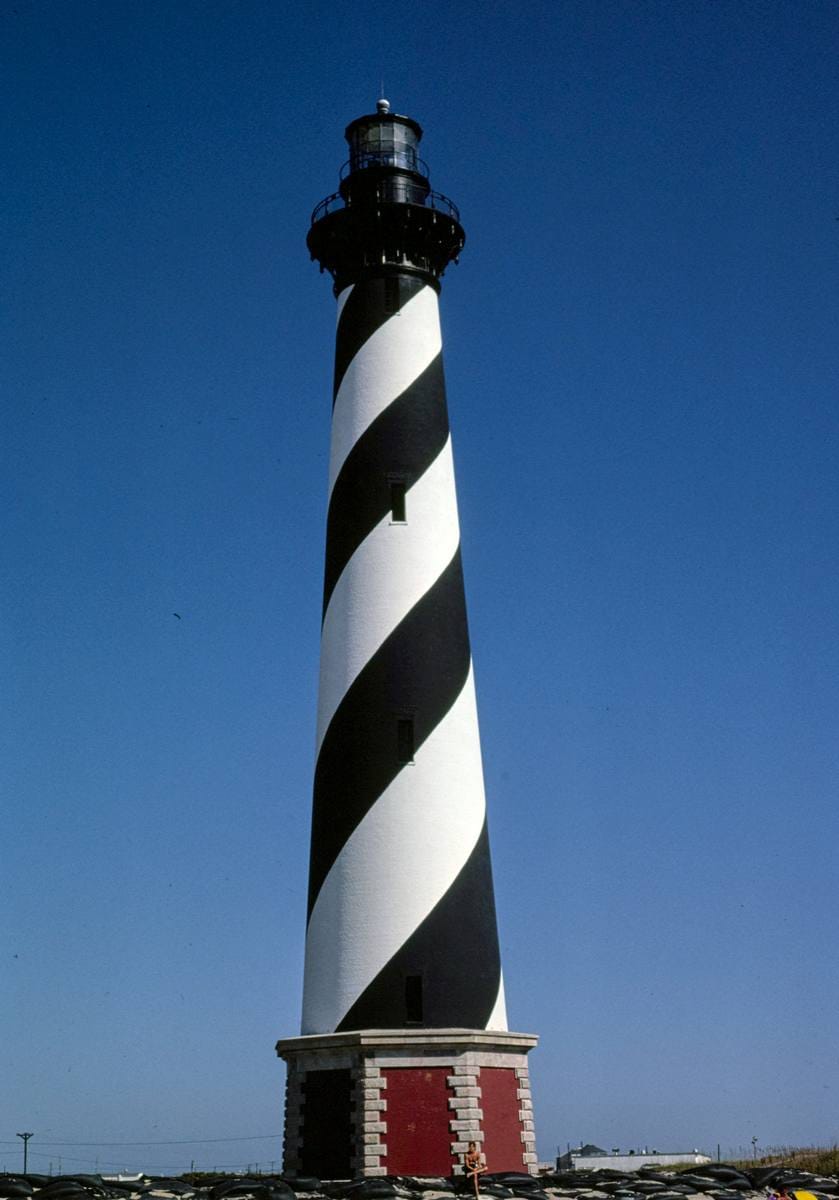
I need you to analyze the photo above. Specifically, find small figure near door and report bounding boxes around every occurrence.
[464,1140,487,1198]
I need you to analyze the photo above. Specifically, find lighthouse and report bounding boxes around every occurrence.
[276,101,538,1181]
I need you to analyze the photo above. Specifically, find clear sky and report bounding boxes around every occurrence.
[3,0,838,1176]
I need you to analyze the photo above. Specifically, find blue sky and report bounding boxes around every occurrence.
[3,0,838,1174]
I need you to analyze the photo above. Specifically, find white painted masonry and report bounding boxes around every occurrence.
[316,438,459,752]
[303,666,492,1034]
[328,284,441,496]
[302,275,507,1036]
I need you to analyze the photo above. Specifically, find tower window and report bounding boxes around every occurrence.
[397,717,415,764]
[405,974,424,1024]
[389,480,407,523]
[384,276,401,314]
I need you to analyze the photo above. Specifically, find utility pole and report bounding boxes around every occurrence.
[17,1133,34,1173]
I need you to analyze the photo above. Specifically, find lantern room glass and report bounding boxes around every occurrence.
[348,117,420,174]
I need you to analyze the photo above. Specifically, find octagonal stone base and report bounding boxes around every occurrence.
[276,1028,538,1181]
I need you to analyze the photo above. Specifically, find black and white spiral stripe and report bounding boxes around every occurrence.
[301,274,507,1036]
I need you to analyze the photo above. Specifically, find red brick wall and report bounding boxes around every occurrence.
[480,1067,524,1171]
[382,1066,455,1176]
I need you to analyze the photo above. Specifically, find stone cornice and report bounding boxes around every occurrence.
[276,1028,539,1058]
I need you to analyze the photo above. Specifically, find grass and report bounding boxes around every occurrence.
[720,1147,839,1177]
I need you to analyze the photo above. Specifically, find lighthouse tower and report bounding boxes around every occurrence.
[276,101,538,1181]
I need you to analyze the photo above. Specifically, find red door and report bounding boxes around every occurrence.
[382,1066,455,1176]
[480,1067,524,1171]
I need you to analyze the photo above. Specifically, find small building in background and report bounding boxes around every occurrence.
[556,1145,712,1172]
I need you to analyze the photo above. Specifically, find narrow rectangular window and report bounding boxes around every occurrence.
[397,717,415,764]
[390,480,407,523]
[384,276,401,314]
[405,974,423,1024]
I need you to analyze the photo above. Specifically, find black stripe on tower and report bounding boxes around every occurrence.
[332,274,427,401]
[309,267,503,1029]
[337,823,501,1031]
[323,353,448,617]
[309,549,470,915]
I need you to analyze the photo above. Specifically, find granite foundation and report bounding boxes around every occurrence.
[276,1029,538,1180]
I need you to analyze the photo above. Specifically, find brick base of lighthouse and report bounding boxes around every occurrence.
[276,1030,538,1181]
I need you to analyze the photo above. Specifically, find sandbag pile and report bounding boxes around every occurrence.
[0,1165,836,1200]
[537,1165,839,1200]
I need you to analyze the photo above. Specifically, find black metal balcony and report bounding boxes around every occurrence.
[311,187,461,228]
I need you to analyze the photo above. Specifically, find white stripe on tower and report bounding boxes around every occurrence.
[302,272,507,1035]
[304,665,486,1034]
[328,285,442,496]
[316,436,458,752]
